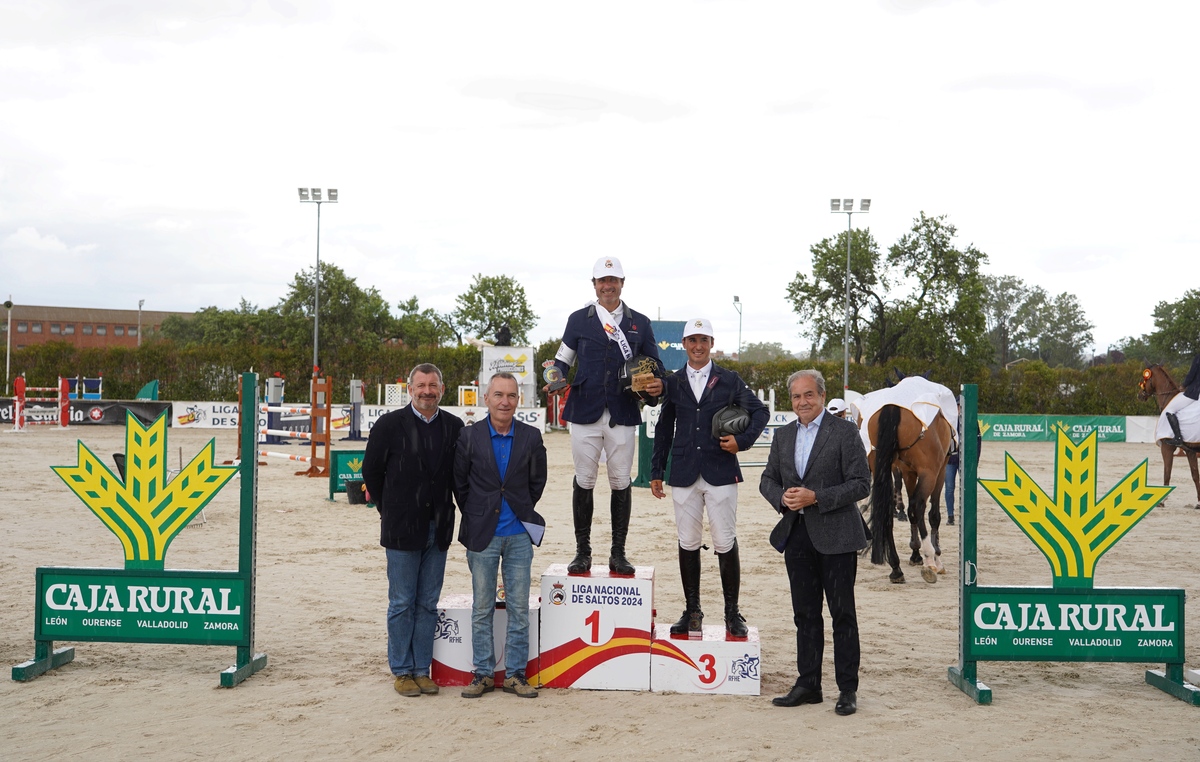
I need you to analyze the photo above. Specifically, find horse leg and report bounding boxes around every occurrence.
[1188,451,1200,507]
[893,468,907,521]
[910,473,939,584]
[1160,442,1175,507]
[885,532,904,584]
[901,471,922,565]
[930,462,947,574]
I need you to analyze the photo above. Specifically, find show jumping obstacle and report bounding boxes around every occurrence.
[10,376,70,431]
[232,377,332,477]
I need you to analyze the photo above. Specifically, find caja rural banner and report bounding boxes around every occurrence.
[979,415,1126,443]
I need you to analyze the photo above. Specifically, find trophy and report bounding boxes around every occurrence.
[543,365,569,394]
[622,355,664,400]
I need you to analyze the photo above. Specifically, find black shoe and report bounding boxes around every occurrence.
[946,516,955,526]
[835,690,857,715]
[669,608,704,637]
[772,681,822,707]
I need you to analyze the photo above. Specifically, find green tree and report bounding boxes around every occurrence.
[788,212,990,371]
[785,227,881,362]
[1148,288,1200,364]
[739,341,792,362]
[981,274,1034,367]
[276,262,396,369]
[395,296,457,348]
[452,273,538,345]
[1010,289,1094,368]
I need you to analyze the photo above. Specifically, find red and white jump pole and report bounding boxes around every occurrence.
[11,376,70,431]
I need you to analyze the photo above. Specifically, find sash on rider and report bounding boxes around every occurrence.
[595,302,634,361]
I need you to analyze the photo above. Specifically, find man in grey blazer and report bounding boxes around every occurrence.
[760,369,870,716]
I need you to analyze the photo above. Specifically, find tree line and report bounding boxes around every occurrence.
[8,209,1194,411]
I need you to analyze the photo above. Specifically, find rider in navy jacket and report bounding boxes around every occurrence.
[546,257,664,578]
[552,301,662,427]
[649,318,768,638]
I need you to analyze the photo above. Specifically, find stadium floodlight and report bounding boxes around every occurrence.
[298,188,339,376]
[831,198,871,393]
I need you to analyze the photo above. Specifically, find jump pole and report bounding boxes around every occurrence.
[10,376,70,431]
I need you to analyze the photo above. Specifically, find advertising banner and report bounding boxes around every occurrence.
[35,568,249,647]
[979,415,1128,443]
[964,586,1183,663]
[329,449,366,497]
[653,320,687,372]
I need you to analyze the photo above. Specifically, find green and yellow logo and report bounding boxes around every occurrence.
[345,457,363,473]
[978,420,992,437]
[53,412,237,570]
[980,429,1171,588]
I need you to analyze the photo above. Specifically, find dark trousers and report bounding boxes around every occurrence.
[783,514,860,692]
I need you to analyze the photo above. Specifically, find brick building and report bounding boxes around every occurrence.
[1,305,193,350]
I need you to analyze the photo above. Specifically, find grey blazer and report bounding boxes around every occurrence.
[759,412,871,555]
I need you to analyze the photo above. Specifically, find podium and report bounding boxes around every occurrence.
[431,593,540,686]
[537,564,655,690]
[650,624,761,695]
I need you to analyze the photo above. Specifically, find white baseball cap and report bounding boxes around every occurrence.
[827,398,847,414]
[592,256,625,279]
[683,318,714,338]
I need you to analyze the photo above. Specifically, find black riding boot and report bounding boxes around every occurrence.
[608,486,635,576]
[669,547,703,637]
[718,539,749,638]
[567,478,594,575]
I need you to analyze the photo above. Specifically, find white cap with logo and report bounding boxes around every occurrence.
[683,318,714,339]
[592,256,625,279]
[827,398,847,415]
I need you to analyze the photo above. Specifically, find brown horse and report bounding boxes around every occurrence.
[866,404,954,583]
[1138,364,1200,505]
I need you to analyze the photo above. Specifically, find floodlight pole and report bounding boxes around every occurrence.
[138,299,144,347]
[4,297,11,396]
[732,295,742,359]
[831,199,870,393]
[299,188,338,376]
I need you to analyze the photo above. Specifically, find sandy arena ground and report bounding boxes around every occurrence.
[2,424,1199,760]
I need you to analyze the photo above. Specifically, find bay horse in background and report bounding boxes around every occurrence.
[1138,364,1200,506]
[867,404,954,583]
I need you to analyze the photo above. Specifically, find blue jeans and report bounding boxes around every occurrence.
[386,522,447,677]
[466,532,533,677]
[944,461,958,520]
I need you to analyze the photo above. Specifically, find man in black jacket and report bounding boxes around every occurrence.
[362,363,464,698]
[650,318,768,638]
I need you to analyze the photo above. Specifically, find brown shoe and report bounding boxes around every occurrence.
[461,674,494,698]
[502,673,538,698]
[413,675,439,695]
[394,674,421,697]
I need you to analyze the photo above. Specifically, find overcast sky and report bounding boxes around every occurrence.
[2,1,1195,358]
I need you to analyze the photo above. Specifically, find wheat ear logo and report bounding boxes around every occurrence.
[979,428,1171,588]
[345,457,363,473]
[52,412,237,570]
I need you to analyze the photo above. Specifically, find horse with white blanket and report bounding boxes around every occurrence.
[856,377,957,584]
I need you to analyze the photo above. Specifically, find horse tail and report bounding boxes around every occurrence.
[870,404,902,565]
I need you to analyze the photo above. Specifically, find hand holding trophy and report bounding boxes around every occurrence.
[543,364,569,395]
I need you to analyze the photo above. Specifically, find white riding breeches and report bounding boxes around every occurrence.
[672,476,739,553]
[570,410,636,490]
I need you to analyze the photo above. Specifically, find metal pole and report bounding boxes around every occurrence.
[313,201,321,376]
[4,297,11,396]
[733,296,742,359]
[137,299,144,347]
[844,213,851,393]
